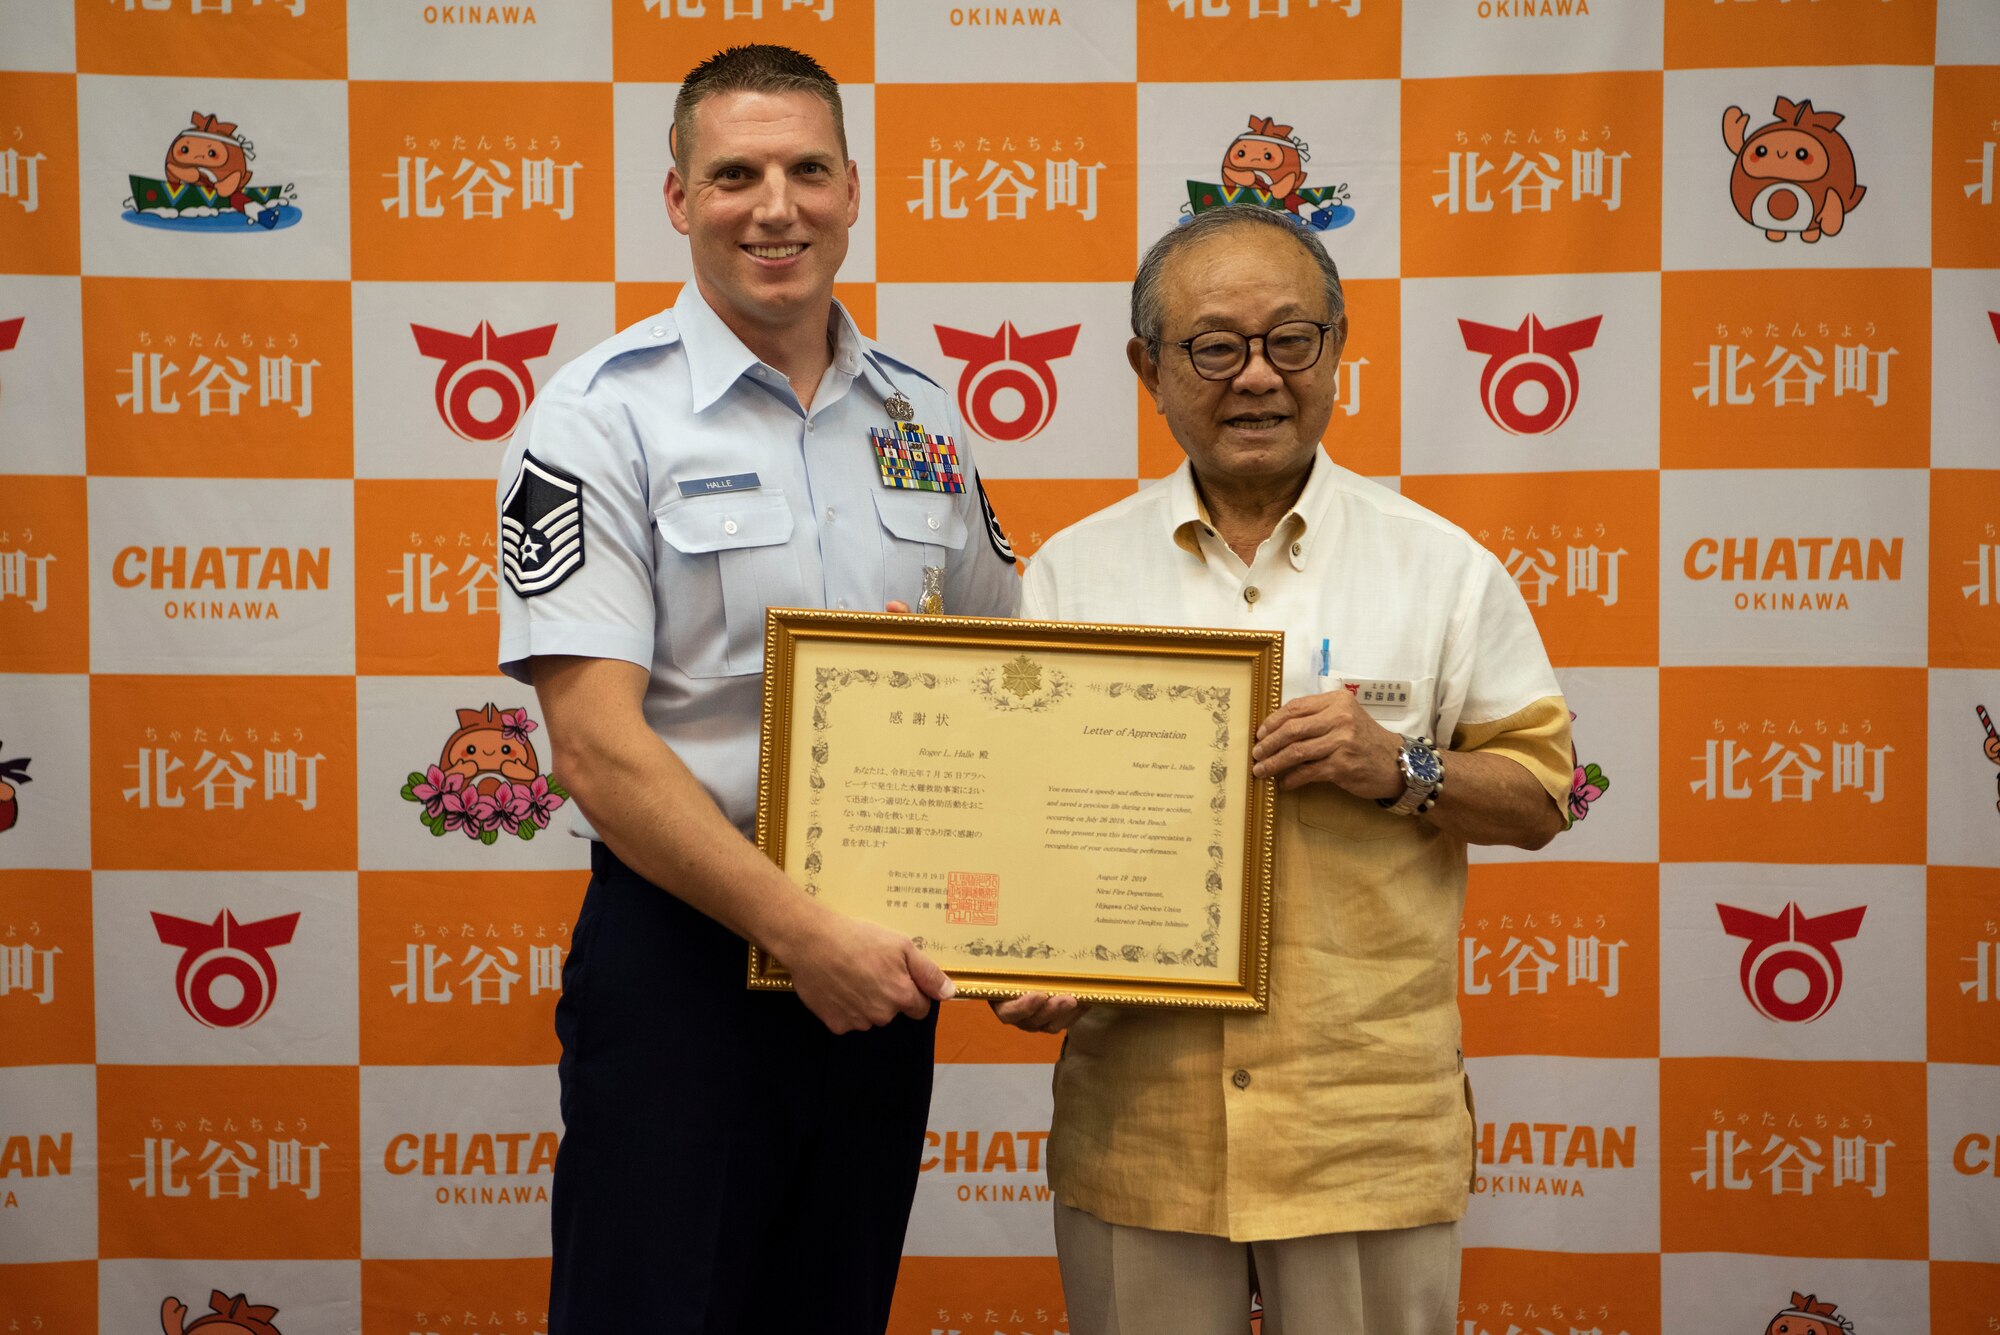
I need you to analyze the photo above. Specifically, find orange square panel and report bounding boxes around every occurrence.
[0,871,94,1068]
[90,675,358,872]
[349,81,615,282]
[1660,1057,1927,1259]
[1402,73,1661,279]
[97,1064,361,1260]
[876,84,1137,284]
[83,278,354,479]
[1660,667,1925,865]
[0,475,88,674]
[0,73,81,275]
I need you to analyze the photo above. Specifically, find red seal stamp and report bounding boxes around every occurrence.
[946,871,1000,926]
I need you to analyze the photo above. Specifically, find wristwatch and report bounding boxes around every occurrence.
[1377,735,1444,816]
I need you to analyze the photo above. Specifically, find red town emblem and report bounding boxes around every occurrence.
[0,316,21,405]
[934,321,1080,443]
[1716,901,1866,1023]
[151,908,300,1028]
[1458,313,1602,436]
[1989,311,1999,344]
[410,320,558,443]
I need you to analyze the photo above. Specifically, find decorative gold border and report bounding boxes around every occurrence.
[750,607,1281,1012]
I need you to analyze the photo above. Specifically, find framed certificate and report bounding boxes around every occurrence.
[750,608,1282,1011]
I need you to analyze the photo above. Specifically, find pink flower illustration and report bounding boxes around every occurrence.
[439,783,489,836]
[410,766,464,821]
[500,709,539,744]
[518,774,566,828]
[487,781,535,836]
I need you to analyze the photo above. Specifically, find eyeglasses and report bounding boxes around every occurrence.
[1171,320,1337,381]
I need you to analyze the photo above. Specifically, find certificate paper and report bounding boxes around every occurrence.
[751,609,1281,1011]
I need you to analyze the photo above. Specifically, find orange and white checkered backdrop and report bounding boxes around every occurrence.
[2,1,1996,1331]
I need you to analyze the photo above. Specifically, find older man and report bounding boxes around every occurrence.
[998,206,1572,1334]
[497,44,1021,1335]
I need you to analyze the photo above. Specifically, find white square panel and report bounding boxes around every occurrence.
[94,870,359,1066]
[87,477,356,676]
[0,0,76,71]
[0,673,89,871]
[347,0,612,81]
[1660,863,1924,1062]
[1931,268,2000,470]
[1938,0,2000,65]
[356,678,591,872]
[360,1064,559,1259]
[1662,66,1932,272]
[1661,1254,1927,1335]
[351,281,615,480]
[1929,1062,2000,1263]
[100,1259,360,1334]
[875,281,1135,480]
[1136,79,1400,280]
[1401,0,1663,77]
[906,1061,1055,1258]
[1658,469,1927,668]
[876,0,1134,83]
[0,1065,95,1262]
[1929,669,2000,869]
[1462,1054,1660,1253]
[1474,666,1657,865]
[1402,272,1660,475]
[0,275,85,475]
[77,75,350,280]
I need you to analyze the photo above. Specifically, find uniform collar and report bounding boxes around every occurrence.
[1167,447,1335,571]
[674,281,864,414]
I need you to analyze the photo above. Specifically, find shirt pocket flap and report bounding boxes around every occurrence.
[655,491,794,555]
[872,488,967,550]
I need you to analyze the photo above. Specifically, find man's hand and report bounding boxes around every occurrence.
[990,991,1087,1034]
[778,902,956,1035]
[1252,689,1405,796]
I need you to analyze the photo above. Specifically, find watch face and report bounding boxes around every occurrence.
[1407,744,1444,785]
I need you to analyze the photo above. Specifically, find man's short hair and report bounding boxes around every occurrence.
[1130,208,1346,345]
[672,45,847,168]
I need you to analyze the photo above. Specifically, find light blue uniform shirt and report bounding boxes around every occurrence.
[496,283,1022,837]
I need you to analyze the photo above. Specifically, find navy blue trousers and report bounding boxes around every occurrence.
[549,842,939,1334]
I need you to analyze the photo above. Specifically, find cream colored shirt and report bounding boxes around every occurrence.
[1019,450,1571,1241]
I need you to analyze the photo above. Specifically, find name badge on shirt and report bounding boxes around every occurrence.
[1338,679,1413,713]
[869,422,966,495]
[679,472,760,497]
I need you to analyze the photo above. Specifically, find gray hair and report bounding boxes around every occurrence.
[673,45,847,168]
[1130,207,1345,345]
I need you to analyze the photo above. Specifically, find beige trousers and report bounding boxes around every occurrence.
[1053,1203,1461,1335]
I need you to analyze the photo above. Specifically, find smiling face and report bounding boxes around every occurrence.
[440,726,539,792]
[1130,228,1343,497]
[1742,127,1829,183]
[664,88,858,345]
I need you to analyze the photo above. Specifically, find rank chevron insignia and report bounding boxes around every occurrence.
[502,452,585,597]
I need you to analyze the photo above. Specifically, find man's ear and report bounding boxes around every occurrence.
[664,168,692,238]
[1128,336,1165,416]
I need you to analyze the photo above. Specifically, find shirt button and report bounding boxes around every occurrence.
[926,515,940,531]
[649,325,667,339]
[1290,541,1303,558]
[1232,1069,1251,1090]
[1244,586,1260,605]
[824,506,836,522]
[722,519,738,535]
[806,420,815,433]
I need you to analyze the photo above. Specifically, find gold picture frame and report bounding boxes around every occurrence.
[750,608,1281,1011]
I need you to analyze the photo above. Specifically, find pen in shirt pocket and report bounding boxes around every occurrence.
[1317,637,1332,694]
